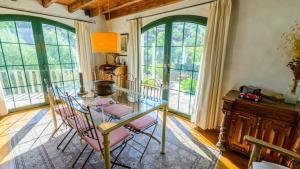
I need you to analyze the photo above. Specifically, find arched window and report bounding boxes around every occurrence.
[0,15,79,111]
[141,15,207,116]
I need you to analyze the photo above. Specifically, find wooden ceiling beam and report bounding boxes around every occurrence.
[101,0,143,14]
[104,0,183,20]
[68,0,99,13]
[42,0,58,8]
[89,7,101,17]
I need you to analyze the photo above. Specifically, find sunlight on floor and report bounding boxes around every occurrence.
[158,112,213,161]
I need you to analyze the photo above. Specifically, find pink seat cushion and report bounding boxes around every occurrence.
[93,98,115,106]
[103,104,133,118]
[67,116,90,129]
[55,106,73,118]
[128,115,156,130]
[82,127,130,152]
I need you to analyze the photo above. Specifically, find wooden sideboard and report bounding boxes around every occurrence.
[217,90,300,166]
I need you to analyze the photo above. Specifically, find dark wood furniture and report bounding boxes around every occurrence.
[217,90,300,166]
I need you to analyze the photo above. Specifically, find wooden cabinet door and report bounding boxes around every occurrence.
[228,112,257,154]
[260,119,293,163]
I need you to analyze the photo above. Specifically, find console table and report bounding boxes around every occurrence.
[217,90,300,166]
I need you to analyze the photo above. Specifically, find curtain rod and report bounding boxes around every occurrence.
[127,0,216,21]
[0,5,95,24]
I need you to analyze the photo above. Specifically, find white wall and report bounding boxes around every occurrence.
[219,0,300,125]
[223,0,300,96]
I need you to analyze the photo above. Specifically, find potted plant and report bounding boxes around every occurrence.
[281,20,300,103]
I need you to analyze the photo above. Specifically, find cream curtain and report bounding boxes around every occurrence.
[75,21,93,90]
[0,83,8,116]
[192,0,232,129]
[128,18,142,82]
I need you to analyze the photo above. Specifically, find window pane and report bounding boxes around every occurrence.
[21,44,38,65]
[49,65,62,82]
[155,67,163,82]
[25,66,41,86]
[156,46,164,67]
[169,69,180,91]
[56,27,69,45]
[146,47,154,66]
[62,64,74,81]
[16,21,35,44]
[179,92,190,114]
[0,67,10,88]
[180,71,193,93]
[7,66,26,87]
[2,43,22,65]
[184,23,197,46]
[46,45,60,64]
[29,85,44,104]
[0,21,18,43]
[73,65,80,80]
[141,32,147,47]
[156,25,165,46]
[13,86,30,107]
[196,25,206,46]
[182,47,195,71]
[59,46,71,63]
[68,32,76,47]
[0,47,4,66]
[70,46,78,63]
[170,47,182,69]
[3,88,14,109]
[168,90,179,110]
[171,22,184,46]
[194,47,203,71]
[147,27,156,47]
[42,24,57,45]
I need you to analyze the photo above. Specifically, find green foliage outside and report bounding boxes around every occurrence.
[180,78,197,95]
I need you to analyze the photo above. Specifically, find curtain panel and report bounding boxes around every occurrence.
[128,18,142,84]
[75,21,93,90]
[192,0,232,129]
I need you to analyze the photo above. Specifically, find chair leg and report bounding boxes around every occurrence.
[139,123,158,162]
[111,142,128,169]
[81,149,94,169]
[62,131,77,152]
[57,128,73,150]
[50,122,63,138]
[72,144,88,168]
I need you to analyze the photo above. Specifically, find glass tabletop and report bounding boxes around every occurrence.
[70,86,168,134]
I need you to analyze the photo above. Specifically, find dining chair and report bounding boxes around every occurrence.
[67,94,133,169]
[45,79,75,151]
[126,78,163,162]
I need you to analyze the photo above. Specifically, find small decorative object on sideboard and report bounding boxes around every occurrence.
[239,85,262,102]
[280,20,300,104]
[77,72,88,96]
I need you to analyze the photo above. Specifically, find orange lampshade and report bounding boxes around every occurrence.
[91,32,121,54]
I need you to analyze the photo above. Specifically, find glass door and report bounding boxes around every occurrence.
[0,15,80,112]
[141,16,207,117]
[0,20,45,109]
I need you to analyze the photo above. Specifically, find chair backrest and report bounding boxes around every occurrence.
[54,86,73,120]
[140,79,163,101]
[66,94,104,157]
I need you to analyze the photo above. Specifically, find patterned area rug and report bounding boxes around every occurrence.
[8,109,220,169]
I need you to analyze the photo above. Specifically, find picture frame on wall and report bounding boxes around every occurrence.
[120,33,129,56]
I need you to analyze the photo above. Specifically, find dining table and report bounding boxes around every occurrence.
[49,84,168,169]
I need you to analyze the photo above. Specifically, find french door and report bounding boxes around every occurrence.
[0,15,79,111]
[141,15,207,117]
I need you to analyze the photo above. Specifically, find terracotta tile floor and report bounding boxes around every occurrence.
[0,107,248,169]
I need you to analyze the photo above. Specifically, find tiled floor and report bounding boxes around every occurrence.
[0,107,248,169]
